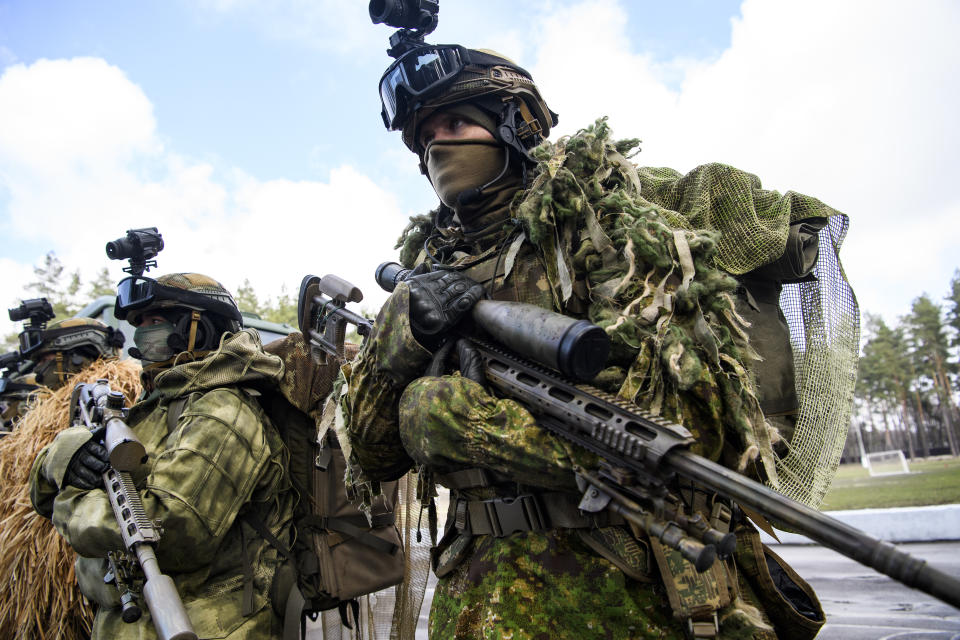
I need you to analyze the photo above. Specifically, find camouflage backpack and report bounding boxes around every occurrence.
[258,334,405,638]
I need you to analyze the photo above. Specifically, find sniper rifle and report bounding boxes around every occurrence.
[375,261,960,610]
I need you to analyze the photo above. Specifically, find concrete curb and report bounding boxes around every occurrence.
[761,503,960,545]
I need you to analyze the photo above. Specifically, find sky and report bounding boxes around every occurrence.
[1,0,958,341]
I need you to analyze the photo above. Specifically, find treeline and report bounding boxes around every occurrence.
[846,270,960,461]
[3,252,298,350]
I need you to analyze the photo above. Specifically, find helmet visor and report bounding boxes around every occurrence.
[381,45,470,130]
[18,328,44,355]
[115,276,158,317]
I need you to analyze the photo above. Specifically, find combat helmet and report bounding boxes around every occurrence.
[114,272,242,359]
[379,45,558,164]
[27,317,124,389]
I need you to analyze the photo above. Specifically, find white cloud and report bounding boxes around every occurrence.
[0,57,405,338]
[529,0,960,322]
[195,0,383,56]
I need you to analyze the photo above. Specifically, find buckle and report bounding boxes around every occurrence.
[686,613,719,639]
[484,495,547,538]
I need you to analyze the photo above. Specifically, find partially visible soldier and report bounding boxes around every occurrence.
[340,44,858,639]
[1,316,123,433]
[30,272,295,639]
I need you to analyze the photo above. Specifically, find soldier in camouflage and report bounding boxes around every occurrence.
[1,317,123,433]
[341,45,843,640]
[30,272,295,639]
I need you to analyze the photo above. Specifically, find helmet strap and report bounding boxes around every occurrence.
[55,351,65,385]
[187,310,202,352]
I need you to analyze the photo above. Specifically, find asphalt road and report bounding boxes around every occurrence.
[415,541,960,639]
[775,541,960,640]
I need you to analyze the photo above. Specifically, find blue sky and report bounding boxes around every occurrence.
[1,0,959,338]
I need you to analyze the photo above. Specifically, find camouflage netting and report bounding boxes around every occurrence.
[398,117,858,506]
[775,216,859,508]
[0,357,141,640]
[635,149,860,508]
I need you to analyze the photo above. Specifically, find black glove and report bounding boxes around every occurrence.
[407,270,484,347]
[64,438,110,490]
[455,339,485,385]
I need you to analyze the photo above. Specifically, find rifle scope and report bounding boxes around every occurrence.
[376,261,610,381]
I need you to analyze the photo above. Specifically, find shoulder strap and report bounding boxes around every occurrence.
[166,396,189,433]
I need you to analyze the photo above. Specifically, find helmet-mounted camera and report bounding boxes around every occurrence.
[106,227,164,277]
[8,298,56,356]
[369,0,438,58]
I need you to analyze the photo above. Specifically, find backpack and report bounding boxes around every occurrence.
[165,338,405,639]
[255,387,405,639]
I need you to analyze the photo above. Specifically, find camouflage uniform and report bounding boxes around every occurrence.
[343,119,828,638]
[30,329,295,639]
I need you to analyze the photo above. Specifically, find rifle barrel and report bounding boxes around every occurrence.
[667,451,960,610]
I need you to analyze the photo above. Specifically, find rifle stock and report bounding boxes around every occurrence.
[72,380,197,640]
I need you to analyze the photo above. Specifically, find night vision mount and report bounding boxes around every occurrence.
[8,298,55,331]
[369,0,439,58]
[105,227,164,277]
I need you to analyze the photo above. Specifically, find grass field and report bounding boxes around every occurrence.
[820,456,960,511]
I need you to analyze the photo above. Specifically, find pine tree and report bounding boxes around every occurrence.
[86,267,116,299]
[24,252,81,319]
[235,279,264,317]
[906,295,959,455]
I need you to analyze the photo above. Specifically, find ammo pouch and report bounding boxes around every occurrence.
[734,524,824,640]
[270,428,404,638]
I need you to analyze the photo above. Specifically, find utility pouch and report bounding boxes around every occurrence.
[650,537,731,637]
[734,525,824,640]
[308,429,405,607]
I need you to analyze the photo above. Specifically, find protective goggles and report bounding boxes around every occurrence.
[18,328,45,355]
[379,45,526,130]
[114,276,241,323]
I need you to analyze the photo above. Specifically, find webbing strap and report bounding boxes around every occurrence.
[282,583,307,640]
[324,517,398,555]
[299,512,395,531]
[186,310,201,352]
[165,397,189,434]
[453,492,625,537]
[241,512,292,560]
[240,520,255,616]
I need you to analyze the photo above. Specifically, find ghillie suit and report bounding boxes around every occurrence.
[0,357,141,640]
[398,118,859,509]
[344,119,849,639]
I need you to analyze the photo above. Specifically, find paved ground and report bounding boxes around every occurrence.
[413,542,960,639]
[776,541,960,640]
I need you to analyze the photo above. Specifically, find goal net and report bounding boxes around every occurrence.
[864,449,910,476]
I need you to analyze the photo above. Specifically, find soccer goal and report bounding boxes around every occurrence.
[864,450,911,476]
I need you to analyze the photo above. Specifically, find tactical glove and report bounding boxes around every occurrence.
[407,270,484,347]
[63,438,110,490]
[455,339,485,385]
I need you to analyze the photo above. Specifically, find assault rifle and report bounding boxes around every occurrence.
[375,262,960,610]
[70,379,197,640]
